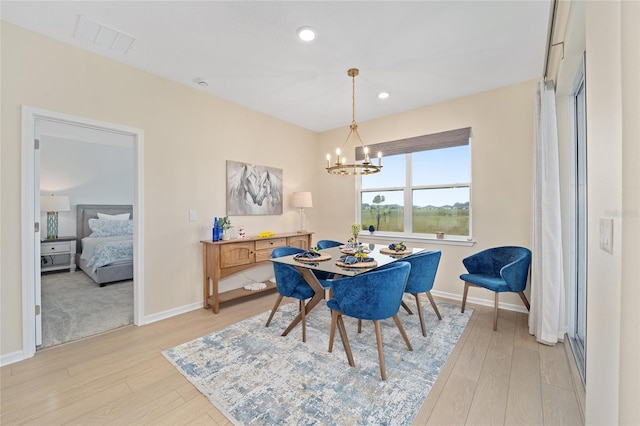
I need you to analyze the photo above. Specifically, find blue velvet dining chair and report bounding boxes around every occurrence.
[327,261,412,380]
[317,239,343,249]
[401,250,442,337]
[460,246,532,331]
[265,246,315,342]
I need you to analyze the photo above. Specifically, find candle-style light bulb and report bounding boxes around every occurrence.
[326,153,331,167]
[336,148,341,164]
[377,151,382,166]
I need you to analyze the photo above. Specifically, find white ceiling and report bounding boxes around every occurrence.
[1,1,551,133]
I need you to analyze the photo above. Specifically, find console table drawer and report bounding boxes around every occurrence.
[255,238,287,251]
[255,248,276,263]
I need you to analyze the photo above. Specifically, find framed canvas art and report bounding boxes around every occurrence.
[226,160,283,215]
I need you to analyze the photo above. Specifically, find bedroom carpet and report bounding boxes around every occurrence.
[163,300,473,425]
[40,271,133,349]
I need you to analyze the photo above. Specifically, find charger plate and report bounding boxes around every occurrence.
[380,248,412,255]
[339,244,364,249]
[335,259,378,268]
[340,248,371,255]
[294,253,331,262]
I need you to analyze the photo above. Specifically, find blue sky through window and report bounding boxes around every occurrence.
[361,145,469,207]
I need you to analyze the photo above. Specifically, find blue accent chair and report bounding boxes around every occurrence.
[327,261,412,380]
[460,246,532,331]
[317,239,343,249]
[401,250,443,336]
[266,247,315,342]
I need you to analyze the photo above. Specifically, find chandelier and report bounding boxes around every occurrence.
[326,68,382,175]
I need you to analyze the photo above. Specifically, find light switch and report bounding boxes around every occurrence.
[189,210,197,222]
[599,218,613,254]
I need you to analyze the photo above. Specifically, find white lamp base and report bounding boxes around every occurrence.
[297,208,307,233]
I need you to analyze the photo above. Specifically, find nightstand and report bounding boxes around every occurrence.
[41,237,76,273]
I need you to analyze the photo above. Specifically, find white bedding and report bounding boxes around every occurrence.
[81,235,133,272]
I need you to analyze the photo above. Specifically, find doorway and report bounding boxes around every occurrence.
[38,121,135,348]
[568,54,587,384]
[21,106,145,359]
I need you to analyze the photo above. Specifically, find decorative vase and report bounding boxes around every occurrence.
[213,217,219,241]
[222,229,231,241]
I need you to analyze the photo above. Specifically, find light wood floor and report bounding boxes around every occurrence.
[1,293,585,425]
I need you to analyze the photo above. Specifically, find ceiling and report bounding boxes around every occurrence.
[1,1,551,133]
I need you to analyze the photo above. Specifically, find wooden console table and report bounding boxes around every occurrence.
[201,232,313,313]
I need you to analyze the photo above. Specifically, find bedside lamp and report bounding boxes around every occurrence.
[291,192,312,233]
[40,195,70,239]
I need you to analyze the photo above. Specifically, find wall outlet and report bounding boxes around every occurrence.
[189,210,197,222]
[599,218,613,254]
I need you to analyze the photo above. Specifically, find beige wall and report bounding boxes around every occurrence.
[552,1,640,424]
[1,22,321,356]
[619,1,640,423]
[315,80,536,308]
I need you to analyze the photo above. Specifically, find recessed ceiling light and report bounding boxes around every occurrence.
[378,92,390,99]
[297,26,316,42]
[194,78,209,87]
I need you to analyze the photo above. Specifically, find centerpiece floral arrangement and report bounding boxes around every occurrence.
[354,248,369,260]
[389,242,407,252]
[351,223,361,243]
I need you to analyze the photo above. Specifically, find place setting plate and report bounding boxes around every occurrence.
[339,247,371,255]
[334,259,378,268]
[379,248,412,255]
[294,252,332,262]
[380,242,412,256]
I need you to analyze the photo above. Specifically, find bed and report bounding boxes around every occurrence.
[76,204,134,287]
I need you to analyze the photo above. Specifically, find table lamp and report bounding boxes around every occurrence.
[291,192,312,233]
[40,195,70,239]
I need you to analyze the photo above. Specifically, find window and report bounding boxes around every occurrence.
[358,128,471,239]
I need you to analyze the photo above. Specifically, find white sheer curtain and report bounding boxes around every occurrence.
[529,80,566,345]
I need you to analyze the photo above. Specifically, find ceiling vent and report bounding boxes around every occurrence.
[74,15,135,55]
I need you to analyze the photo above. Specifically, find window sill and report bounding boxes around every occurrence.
[359,233,476,247]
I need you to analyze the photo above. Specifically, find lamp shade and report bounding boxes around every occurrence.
[40,195,70,212]
[291,192,312,208]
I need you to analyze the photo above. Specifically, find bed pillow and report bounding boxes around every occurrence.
[88,218,133,237]
[97,212,130,220]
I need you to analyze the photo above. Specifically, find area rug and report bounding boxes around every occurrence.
[41,271,133,348]
[163,299,473,425]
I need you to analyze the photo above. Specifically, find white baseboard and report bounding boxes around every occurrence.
[2,292,526,367]
[0,350,27,367]
[143,301,202,325]
[431,290,529,313]
[1,301,203,366]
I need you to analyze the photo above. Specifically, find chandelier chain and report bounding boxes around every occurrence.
[351,71,356,124]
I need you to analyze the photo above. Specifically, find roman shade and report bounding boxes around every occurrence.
[355,127,471,161]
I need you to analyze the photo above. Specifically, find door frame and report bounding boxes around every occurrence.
[21,106,145,359]
[567,53,587,384]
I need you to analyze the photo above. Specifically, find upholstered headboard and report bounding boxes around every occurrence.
[76,204,133,250]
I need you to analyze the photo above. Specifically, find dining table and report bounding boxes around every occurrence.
[269,243,424,336]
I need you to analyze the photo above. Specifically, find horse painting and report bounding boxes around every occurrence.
[226,161,283,215]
